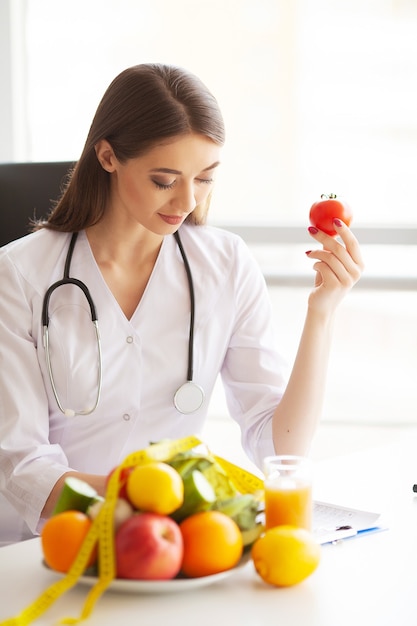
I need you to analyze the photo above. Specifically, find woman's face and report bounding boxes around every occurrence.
[100,133,221,235]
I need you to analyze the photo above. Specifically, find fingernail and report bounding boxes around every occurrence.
[308,226,318,234]
[333,218,343,227]
[305,250,312,256]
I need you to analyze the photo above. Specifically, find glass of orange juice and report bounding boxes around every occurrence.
[263,455,312,531]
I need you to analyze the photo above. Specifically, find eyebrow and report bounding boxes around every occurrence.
[149,161,221,175]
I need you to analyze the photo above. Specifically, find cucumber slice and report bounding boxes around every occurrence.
[171,470,216,522]
[53,476,99,515]
[241,523,264,547]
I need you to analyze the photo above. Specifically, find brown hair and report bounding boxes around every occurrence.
[36,64,225,232]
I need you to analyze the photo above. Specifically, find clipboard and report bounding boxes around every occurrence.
[313,501,385,544]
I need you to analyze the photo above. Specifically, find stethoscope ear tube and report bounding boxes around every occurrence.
[42,232,98,326]
[42,230,203,417]
[42,277,98,327]
[42,232,102,416]
[43,319,102,417]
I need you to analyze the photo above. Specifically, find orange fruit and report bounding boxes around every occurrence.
[251,525,321,587]
[41,510,96,573]
[179,510,243,578]
[126,462,184,515]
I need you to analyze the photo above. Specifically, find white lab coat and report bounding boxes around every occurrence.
[0,224,287,544]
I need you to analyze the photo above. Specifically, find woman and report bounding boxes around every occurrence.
[0,63,363,544]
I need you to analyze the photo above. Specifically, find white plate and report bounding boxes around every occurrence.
[43,552,251,594]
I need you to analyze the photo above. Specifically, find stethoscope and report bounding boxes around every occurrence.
[42,230,205,417]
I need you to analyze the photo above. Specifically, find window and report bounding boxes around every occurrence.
[4,0,414,226]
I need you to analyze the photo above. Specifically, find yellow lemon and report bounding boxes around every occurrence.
[251,525,321,587]
[126,462,184,515]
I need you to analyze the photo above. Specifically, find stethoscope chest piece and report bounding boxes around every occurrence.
[174,381,205,414]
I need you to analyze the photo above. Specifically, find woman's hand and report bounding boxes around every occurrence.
[306,218,364,315]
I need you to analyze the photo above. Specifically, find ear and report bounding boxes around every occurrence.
[95,139,118,172]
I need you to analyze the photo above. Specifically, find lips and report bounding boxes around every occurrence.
[159,214,185,226]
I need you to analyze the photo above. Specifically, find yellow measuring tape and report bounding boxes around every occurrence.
[0,435,263,626]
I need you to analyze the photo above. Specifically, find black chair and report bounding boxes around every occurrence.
[0,161,74,247]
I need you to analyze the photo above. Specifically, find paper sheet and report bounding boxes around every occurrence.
[313,501,383,544]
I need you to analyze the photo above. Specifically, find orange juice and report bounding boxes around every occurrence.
[263,455,312,531]
[264,481,312,530]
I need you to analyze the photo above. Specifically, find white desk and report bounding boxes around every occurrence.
[1,438,417,626]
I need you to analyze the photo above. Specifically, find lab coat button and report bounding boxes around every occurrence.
[122,413,131,421]
[126,336,134,344]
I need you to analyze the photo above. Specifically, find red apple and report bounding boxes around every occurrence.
[115,513,184,580]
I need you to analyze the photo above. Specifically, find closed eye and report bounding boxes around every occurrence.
[153,177,213,190]
[152,179,176,190]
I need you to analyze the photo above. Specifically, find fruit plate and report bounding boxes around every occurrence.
[42,551,251,594]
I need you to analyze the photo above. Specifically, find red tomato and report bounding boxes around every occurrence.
[309,193,353,236]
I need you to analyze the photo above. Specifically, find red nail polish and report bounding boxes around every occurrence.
[308,226,318,234]
[305,250,312,256]
[333,218,343,227]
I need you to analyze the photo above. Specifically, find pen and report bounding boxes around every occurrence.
[314,525,357,545]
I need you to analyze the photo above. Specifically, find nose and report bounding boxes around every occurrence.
[171,181,197,214]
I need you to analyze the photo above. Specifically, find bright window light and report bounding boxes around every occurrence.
[20,0,417,226]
